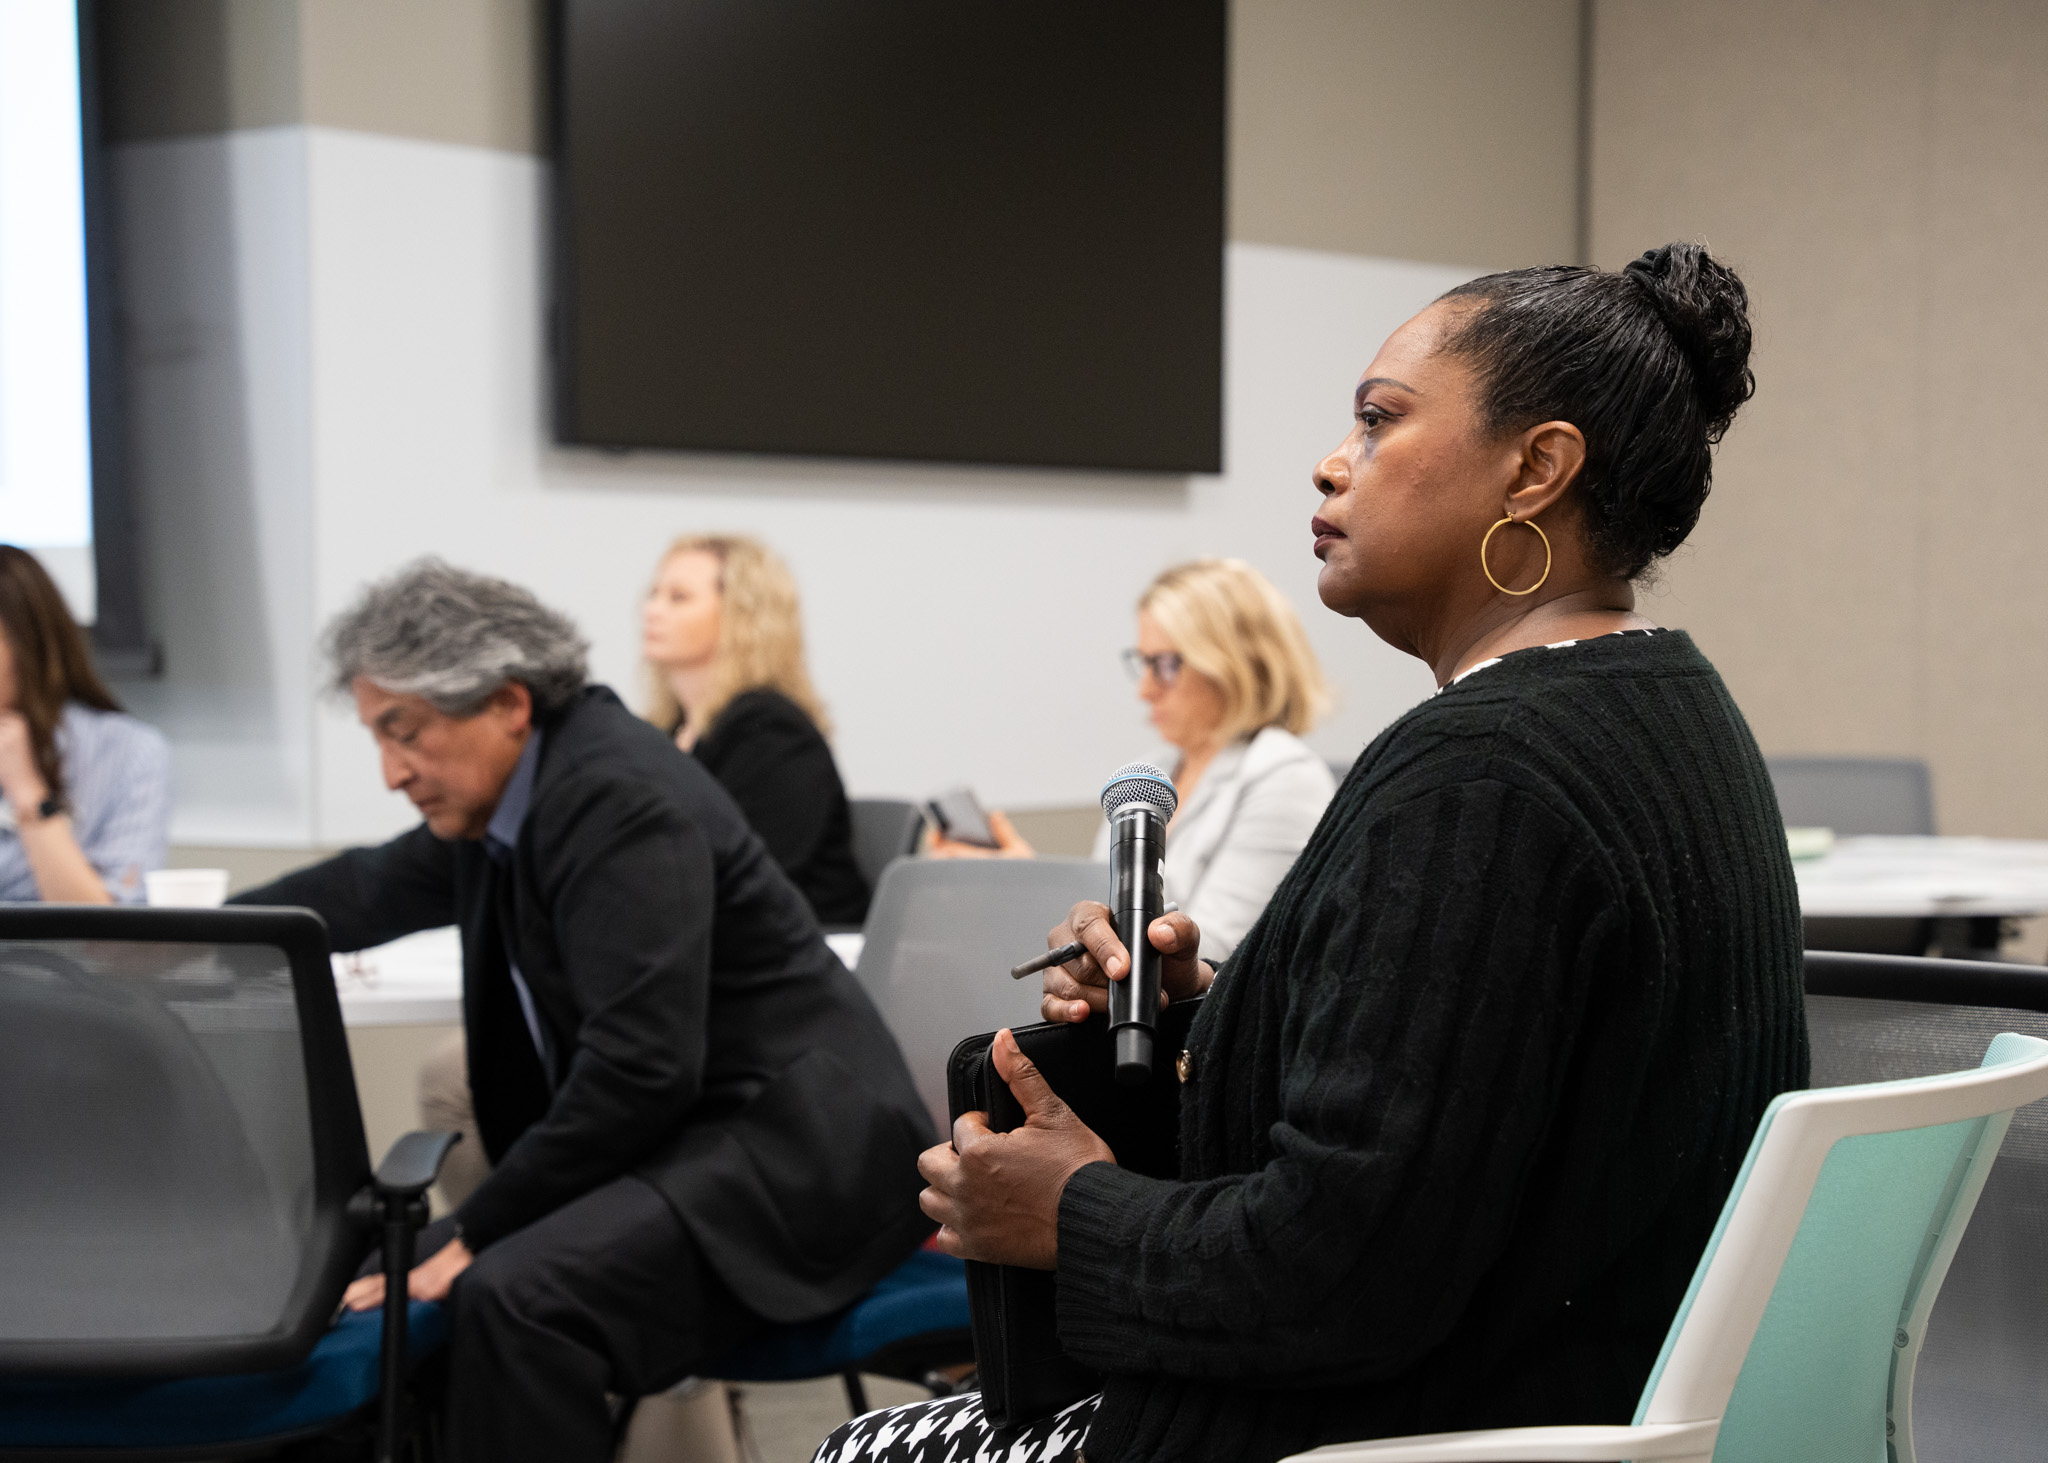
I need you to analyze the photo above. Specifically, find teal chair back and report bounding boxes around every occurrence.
[1634,1032,2048,1463]
[1802,953,2048,1458]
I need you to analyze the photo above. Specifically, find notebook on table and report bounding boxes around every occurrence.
[945,999,1203,1429]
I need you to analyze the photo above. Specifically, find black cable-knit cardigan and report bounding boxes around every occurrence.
[1054,629,1809,1463]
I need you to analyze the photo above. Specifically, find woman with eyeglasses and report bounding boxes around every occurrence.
[929,558,1335,964]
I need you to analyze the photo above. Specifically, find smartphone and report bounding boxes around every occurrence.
[926,787,1001,849]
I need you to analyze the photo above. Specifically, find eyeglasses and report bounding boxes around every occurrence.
[1121,649,1184,686]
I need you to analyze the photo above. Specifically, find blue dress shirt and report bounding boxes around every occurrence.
[482,728,554,1084]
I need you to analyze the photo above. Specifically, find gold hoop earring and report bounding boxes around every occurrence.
[1480,515,1552,596]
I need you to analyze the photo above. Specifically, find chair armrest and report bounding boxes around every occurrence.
[1280,1420,1718,1463]
[361,1130,459,1460]
[374,1129,461,1200]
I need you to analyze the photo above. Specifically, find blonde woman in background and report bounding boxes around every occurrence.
[643,535,868,926]
[932,558,1336,963]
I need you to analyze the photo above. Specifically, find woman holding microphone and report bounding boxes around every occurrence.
[821,245,1809,1463]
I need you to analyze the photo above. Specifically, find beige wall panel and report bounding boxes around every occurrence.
[1917,0,2048,835]
[298,0,540,154]
[345,1020,459,1175]
[99,0,300,142]
[1005,805,1104,858]
[105,1,1581,267]
[1591,0,1938,764]
[1230,0,1581,266]
[166,843,335,895]
[1592,0,2048,836]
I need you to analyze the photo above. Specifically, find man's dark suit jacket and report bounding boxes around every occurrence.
[234,685,934,1323]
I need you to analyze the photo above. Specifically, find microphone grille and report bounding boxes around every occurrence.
[1100,762,1178,820]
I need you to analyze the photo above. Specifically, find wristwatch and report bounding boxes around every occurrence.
[23,794,63,825]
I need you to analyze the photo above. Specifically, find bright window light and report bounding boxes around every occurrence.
[0,0,96,621]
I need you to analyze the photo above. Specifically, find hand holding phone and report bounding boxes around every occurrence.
[926,787,1002,849]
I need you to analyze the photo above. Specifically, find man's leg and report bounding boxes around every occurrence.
[444,1173,765,1463]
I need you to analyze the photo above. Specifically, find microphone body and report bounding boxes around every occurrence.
[1099,763,1178,1086]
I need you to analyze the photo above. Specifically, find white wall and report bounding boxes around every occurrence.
[114,129,316,844]
[120,126,1468,847]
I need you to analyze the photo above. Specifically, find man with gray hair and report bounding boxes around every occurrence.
[234,559,932,1463]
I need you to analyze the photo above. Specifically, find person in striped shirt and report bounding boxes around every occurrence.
[0,546,169,903]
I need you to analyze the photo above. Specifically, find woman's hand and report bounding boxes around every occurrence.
[925,809,1036,860]
[1040,900,1212,1024]
[343,1236,474,1311]
[0,712,48,811]
[918,1028,1113,1269]
[0,712,111,902]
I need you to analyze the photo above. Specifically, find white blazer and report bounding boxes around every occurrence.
[1094,726,1337,964]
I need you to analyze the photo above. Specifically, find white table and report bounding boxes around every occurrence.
[331,926,866,1028]
[332,926,465,1027]
[1793,836,2048,955]
[1794,837,2048,917]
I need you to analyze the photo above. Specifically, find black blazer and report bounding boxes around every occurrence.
[235,686,933,1323]
[686,689,870,926]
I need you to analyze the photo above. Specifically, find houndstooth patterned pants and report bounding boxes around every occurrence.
[810,1390,1099,1463]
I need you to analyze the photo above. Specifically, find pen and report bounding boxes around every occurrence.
[1010,941,1087,980]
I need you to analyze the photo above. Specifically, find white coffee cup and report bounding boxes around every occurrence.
[145,868,231,908]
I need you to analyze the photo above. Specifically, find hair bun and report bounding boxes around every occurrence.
[1623,242,1756,441]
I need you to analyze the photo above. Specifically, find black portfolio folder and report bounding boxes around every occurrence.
[944,999,1203,1429]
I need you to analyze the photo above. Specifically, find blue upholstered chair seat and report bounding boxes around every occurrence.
[0,1301,447,1449]
[0,1252,963,1446]
[711,1249,968,1382]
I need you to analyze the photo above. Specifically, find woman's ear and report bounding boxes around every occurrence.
[1503,421,1587,520]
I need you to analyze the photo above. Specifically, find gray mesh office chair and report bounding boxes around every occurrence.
[847,799,926,894]
[0,906,452,1459]
[1769,756,1936,835]
[1805,950,2048,1458]
[1769,755,1937,956]
[854,856,1107,1132]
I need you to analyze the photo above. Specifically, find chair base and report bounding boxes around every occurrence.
[833,1340,975,1418]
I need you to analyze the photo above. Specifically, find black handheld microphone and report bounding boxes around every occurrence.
[1100,762,1179,1086]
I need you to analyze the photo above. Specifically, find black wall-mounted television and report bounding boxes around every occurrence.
[550,0,1225,474]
